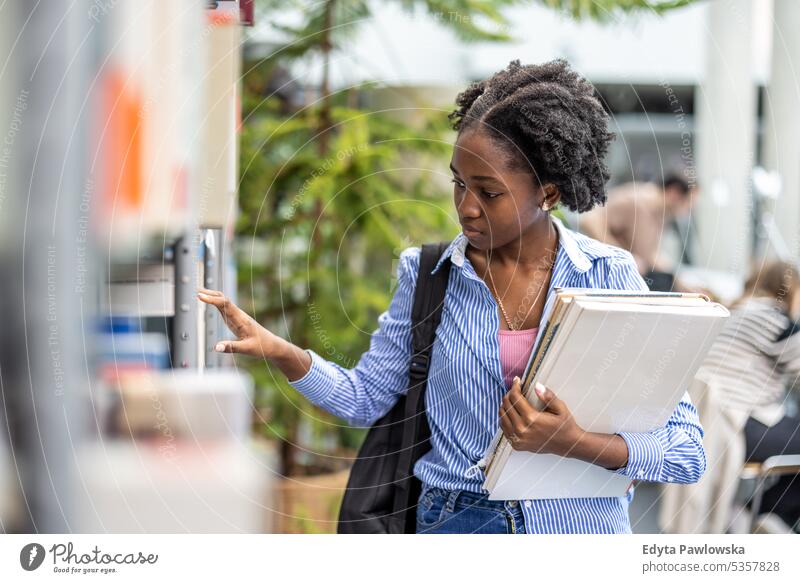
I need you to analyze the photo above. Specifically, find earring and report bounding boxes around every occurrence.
[541,202,550,212]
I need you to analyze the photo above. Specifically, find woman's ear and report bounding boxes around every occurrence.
[541,184,561,211]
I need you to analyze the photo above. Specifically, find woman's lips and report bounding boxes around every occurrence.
[461,225,482,236]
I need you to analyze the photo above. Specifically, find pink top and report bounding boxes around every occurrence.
[498,327,539,388]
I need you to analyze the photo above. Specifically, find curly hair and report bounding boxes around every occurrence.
[448,59,615,213]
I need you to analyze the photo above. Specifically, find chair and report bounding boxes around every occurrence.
[745,455,800,533]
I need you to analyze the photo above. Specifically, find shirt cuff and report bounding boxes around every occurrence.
[286,349,338,407]
[613,431,665,482]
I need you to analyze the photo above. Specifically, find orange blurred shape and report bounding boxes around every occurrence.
[206,10,236,26]
[101,68,143,211]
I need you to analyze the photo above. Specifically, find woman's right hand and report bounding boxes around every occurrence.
[197,288,278,358]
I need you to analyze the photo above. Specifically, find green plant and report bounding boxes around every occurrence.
[238,77,456,476]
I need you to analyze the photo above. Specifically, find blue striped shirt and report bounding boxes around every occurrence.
[289,215,706,533]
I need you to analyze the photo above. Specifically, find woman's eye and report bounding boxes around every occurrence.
[451,178,501,199]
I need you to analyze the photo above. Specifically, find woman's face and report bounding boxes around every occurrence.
[450,129,555,251]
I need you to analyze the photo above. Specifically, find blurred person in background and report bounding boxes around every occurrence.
[578,175,698,292]
[693,260,800,531]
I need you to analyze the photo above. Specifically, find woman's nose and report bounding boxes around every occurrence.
[457,189,483,218]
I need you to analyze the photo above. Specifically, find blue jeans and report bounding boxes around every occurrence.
[416,484,526,534]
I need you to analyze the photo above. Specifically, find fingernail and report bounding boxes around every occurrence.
[513,376,520,385]
[534,382,546,397]
[215,343,225,352]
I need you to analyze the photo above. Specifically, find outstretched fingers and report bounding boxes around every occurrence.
[213,340,245,353]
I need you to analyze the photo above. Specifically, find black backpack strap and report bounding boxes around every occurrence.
[391,241,451,528]
[409,242,451,387]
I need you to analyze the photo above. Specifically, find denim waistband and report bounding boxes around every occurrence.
[421,485,520,513]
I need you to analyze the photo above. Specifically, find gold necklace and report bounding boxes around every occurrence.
[484,223,557,331]
[486,267,521,331]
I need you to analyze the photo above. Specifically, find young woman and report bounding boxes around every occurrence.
[198,59,706,534]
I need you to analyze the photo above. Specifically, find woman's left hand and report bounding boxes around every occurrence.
[499,377,585,457]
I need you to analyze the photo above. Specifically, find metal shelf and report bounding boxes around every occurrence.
[101,228,229,370]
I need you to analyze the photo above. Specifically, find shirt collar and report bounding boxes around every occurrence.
[430,214,593,275]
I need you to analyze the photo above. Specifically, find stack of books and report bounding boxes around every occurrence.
[477,288,730,500]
